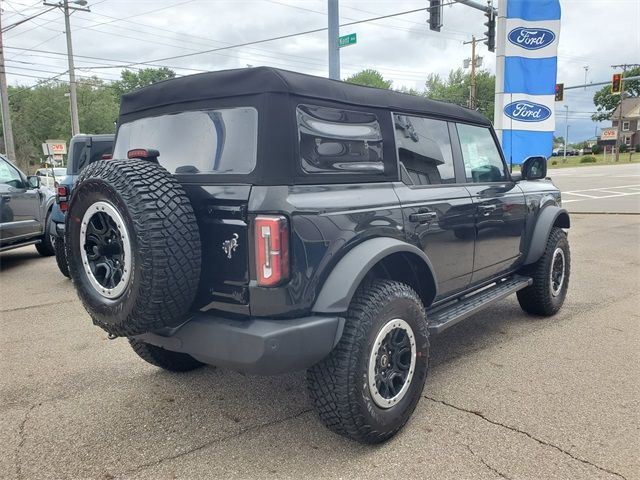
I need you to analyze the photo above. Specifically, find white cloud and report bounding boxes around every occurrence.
[3,0,638,141]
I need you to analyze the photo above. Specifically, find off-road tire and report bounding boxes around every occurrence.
[517,227,570,316]
[54,236,70,278]
[66,159,201,337]
[35,210,55,256]
[129,339,205,372]
[307,279,429,444]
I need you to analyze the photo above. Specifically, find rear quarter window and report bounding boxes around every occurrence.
[297,104,384,175]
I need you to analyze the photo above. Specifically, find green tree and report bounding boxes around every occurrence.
[345,69,393,89]
[424,68,495,121]
[112,67,176,97]
[592,67,640,122]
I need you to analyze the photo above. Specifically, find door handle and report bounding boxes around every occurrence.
[478,204,497,216]
[409,210,438,224]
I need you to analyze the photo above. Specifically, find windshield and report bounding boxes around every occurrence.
[113,107,258,175]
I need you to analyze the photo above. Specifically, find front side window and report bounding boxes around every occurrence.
[457,124,507,183]
[0,158,23,188]
[297,104,384,174]
[113,107,258,174]
[394,114,455,185]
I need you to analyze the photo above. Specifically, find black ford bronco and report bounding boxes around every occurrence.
[65,67,570,444]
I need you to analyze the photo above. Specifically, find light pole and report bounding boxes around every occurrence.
[43,0,90,136]
[583,66,589,91]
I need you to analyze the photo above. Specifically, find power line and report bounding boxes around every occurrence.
[101,4,462,69]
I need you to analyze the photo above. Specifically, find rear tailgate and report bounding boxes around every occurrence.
[182,184,252,312]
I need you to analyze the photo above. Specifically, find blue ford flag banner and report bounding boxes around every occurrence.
[493,0,561,164]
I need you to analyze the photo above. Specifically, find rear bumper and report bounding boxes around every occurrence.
[134,313,345,375]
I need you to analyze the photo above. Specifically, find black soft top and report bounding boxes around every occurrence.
[119,66,490,126]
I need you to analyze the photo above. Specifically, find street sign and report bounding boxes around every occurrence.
[601,128,618,141]
[339,33,357,48]
[42,140,67,156]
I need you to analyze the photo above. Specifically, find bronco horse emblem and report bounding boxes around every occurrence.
[222,233,239,259]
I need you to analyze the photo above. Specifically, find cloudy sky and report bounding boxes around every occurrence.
[2,0,639,142]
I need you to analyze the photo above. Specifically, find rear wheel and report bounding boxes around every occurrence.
[517,227,570,316]
[307,279,429,444]
[54,236,70,278]
[129,339,204,372]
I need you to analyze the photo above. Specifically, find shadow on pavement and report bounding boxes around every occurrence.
[0,248,43,273]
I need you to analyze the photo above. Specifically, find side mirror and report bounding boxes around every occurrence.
[521,156,547,180]
[27,175,41,188]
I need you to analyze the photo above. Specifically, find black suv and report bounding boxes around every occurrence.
[65,67,570,444]
[51,134,114,277]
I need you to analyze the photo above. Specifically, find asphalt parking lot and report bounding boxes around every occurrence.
[549,163,640,214]
[1,165,639,480]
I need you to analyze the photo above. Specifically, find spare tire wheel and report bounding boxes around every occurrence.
[65,159,201,337]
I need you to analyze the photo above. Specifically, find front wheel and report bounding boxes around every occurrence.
[517,227,570,316]
[35,210,55,257]
[307,279,429,444]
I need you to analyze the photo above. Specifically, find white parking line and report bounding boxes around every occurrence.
[564,192,600,198]
[562,191,640,203]
[563,184,640,194]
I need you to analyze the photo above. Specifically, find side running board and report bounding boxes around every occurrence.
[427,275,533,334]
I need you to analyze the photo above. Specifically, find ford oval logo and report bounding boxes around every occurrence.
[504,101,552,122]
[508,27,555,50]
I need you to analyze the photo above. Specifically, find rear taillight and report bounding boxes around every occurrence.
[102,153,113,160]
[57,185,69,212]
[255,215,289,287]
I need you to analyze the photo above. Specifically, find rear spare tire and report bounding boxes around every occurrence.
[66,159,201,337]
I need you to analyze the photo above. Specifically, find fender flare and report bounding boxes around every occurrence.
[312,237,438,314]
[523,205,570,265]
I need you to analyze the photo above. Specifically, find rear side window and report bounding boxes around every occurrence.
[73,140,113,173]
[297,104,384,174]
[113,107,258,174]
[394,114,455,185]
[456,123,507,183]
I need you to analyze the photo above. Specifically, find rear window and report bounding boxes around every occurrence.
[72,140,113,173]
[113,107,258,174]
[297,104,384,175]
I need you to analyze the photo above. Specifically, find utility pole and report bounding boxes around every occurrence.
[610,64,640,162]
[327,0,340,80]
[470,36,476,109]
[44,0,90,136]
[0,15,16,161]
[463,36,482,109]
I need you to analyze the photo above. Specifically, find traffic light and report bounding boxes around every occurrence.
[611,73,622,94]
[484,7,496,52]
[429,1,442,32]
[555,83,564,102]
